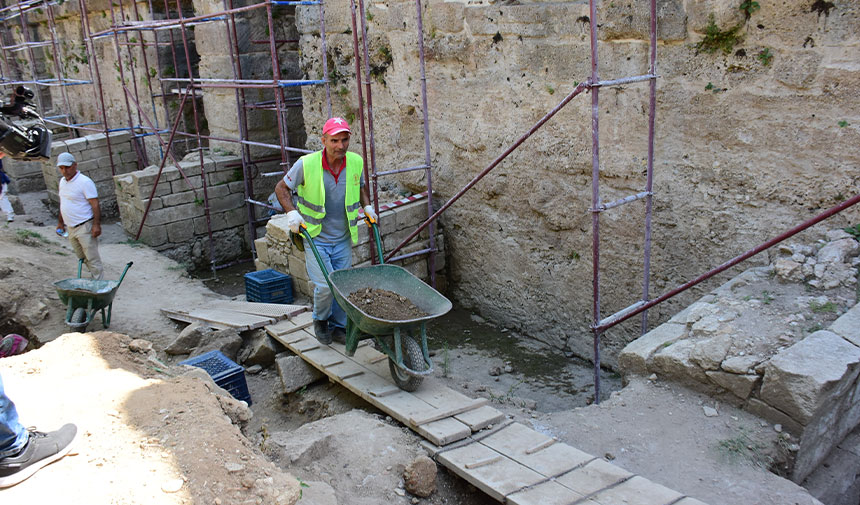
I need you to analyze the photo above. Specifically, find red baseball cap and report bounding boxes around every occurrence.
[323,117,351,136]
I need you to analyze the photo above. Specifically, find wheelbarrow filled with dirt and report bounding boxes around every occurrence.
[53,260,133,332]
[301,219,451,391]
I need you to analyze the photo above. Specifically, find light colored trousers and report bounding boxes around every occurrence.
[0,183,13,221]
[68,220,103,280]
[304,236,351,329]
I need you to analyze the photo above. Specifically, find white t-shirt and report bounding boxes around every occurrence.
[59,171,98,226]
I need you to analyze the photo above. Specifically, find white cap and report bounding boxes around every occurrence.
[56,152,76,167]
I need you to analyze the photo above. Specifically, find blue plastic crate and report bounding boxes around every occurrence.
[179,350,252,405]
[244,269,293,304]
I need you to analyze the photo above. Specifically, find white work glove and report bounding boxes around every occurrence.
[363,205,378,222]
[285,210,304,233]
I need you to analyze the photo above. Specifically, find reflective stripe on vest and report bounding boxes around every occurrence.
[296,150,364,244]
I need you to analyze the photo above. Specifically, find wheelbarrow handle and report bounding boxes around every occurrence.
[116,261,134,287]
[364,215,384,265]
[299,224,338,296]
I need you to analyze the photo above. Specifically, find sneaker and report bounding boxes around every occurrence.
[331,326,346,345]
[313,320,332,345]
[0,424,77,488]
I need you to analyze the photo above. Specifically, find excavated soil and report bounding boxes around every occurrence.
[347,287,429,320]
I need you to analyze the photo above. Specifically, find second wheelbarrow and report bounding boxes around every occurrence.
[53,259,133,332]
[301,219,451,391]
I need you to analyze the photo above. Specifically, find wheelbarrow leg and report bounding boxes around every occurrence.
[102,303,112,329]
[344,318,359,357]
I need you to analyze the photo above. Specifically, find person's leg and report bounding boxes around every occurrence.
[0,372,78,489]
[0,372,28,459]
[0,184,13,222]
[304,238,336,343]
[73,222,103,280]
[326,237,353,330]
[67,226,87,266]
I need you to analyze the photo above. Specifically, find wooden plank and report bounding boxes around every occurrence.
[506,480,585,505]
[415,417,472,447]
[265,312,314,336]
[161,309,233,330]
[209,301,309,318]
[480,423,594,478]
[454,405,505,432]
[161,308,274,330]
[409,398,488,426]
[554,459,633,497]
[436,442,546,502]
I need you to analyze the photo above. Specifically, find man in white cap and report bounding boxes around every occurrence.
[274,117,377,344]
[56,152,103,280]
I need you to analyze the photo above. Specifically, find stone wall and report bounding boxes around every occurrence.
[293,0,860,363]
[113,152,275,266]
[256,197,445,297]
[42,131,138,217]
[618,229,860,483]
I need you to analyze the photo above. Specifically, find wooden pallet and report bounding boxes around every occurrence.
[265,327,505,446]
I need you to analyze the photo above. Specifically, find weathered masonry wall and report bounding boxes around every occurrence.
[113,153,271,266]
[258,197,445,296]
[42,132,138,217]
[295,0,860,365]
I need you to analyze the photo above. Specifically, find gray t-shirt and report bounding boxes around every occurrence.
[283,156,365,245]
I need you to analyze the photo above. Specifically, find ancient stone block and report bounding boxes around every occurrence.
[760,330,860,425]
[690,334,733,371]
[618,322,687,376]
[598,0,687,42]
[705,370,758,399]
[721,354,761,374]
[239,329,282,367]
[652,339,710,385]
[428,2,465,34]
[276,354,324,394]
[830,303,860,348]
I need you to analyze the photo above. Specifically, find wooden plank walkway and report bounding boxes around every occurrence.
[266,323,709,505]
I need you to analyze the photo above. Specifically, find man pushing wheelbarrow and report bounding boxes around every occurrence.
[274,117,378,345]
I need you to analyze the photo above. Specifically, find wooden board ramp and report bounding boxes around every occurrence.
[266,326,504,446]
[162,302,311,330]
[266,324,706,505]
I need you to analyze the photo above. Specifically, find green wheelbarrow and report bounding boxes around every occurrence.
[301,218,451,391]
[53,260,133,332]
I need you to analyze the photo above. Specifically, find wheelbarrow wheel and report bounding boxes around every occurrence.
[71,307,88,331]
[389,335,425,392]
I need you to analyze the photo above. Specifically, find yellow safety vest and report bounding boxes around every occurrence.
[296,150,364,244]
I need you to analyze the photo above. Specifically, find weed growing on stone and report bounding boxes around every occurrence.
[121,238,145,248]
[757,48,773,66]
[761,291,774,304]
[838,120,849,128]
[844,224,860,240]
[15,229,48,246]
[809,300,837,313]
[716,429,772,468]
[695,15,743,55]
[807,323,824,333]
[739,0,760,20]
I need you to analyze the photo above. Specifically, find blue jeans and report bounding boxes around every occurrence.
[304,236,352,329]
[0,372,28,458]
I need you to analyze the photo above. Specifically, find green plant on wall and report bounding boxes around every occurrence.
[757,48,773,66]
[739,0,760,20]
[695,15,743,55]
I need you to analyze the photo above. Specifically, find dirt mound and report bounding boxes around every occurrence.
[0,331,302,504]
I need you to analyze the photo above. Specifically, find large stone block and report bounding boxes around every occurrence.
[760,330,860,426]
[618,322,687,376]
[705,370,758,399]
[275,354,324,394]
[690,334,733,371]
[652,339,710,385]
[598,0,687,42]
[830,303,860,348]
